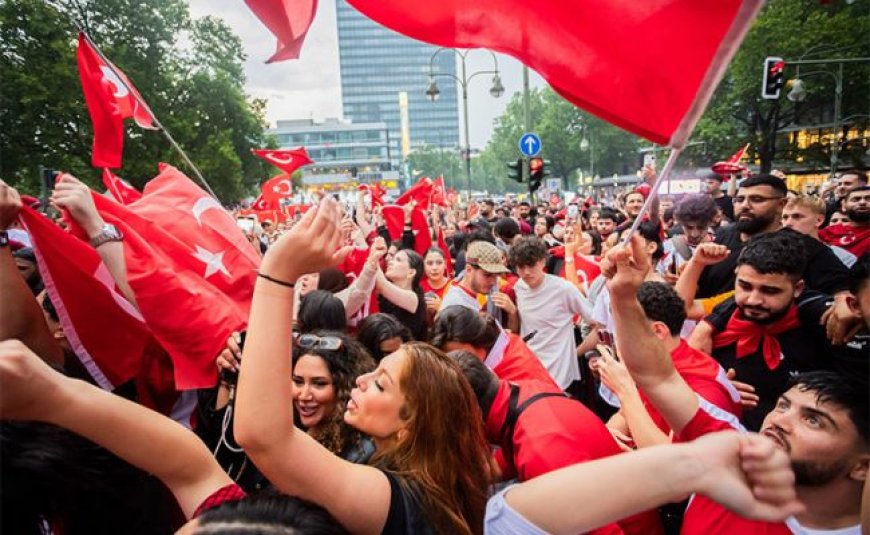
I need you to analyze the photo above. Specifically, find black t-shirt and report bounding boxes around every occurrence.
[379,289,428,341]
[695,227,850,299]
[704,291,864,431]
[381,471,435,535]
[713,194,734,221]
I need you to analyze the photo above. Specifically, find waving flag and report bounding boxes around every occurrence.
[244,0,318,62]
[358,183,386,209]
[102,168,142,205]
[77,33,156,168]
[261,173,294,204]
[712,143,751,176]
[430,176,447,207]
[345,1,762,147]
[396,177,433,210]
[253,147,313,174]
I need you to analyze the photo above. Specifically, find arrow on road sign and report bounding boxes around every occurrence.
[519,133,542,157]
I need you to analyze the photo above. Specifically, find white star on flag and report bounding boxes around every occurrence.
[192,245,231,279]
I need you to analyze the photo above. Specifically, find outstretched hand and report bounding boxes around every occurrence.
[50,174,105,235]
[0,340,65,422]
[260,197,353,283]
[603,234,650,298]
[691,243,730,267]
[692,431,803,522]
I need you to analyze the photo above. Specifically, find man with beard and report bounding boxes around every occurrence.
[821,186,870,258]
[606,236,868,535]
[480,199,498,223]
[825,170,868,223]
[689,231,862,431]
[694,175,849,301]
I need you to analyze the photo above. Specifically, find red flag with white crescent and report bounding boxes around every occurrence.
[77,33,156,168]
[252,147,313,174]
[102,168,142,205]
[261,173,294,203]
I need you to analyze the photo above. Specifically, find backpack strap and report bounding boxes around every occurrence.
[498,384,568,462]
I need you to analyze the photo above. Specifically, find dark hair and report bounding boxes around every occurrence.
[397,248,425,289]
[849,253,870,297]
[840,169,868,185]
[598,207,619,222]
[493,217,520,242]
[625,221,665,261]
[846,185,870,199]
[292,330,375,456]
[424,246,447,261]
[356,313,412,362]
[41,293,59,323]
[737,229,806,279]
[637,282,687,336]
[789,371,869,448]
[297,290,347,333]
[675,193,717,226]
[430,306,501,354]
[701,171,724,183]
[196,491,348,534]
[467,229,496,247]
[316,268,349,293]
[482,199,495,207]
[739,174,788,196]
[535,215,555,232]
[446,350,499,419]
[509,236,549,267]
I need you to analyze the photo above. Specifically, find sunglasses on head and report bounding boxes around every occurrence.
[293,333,343,351]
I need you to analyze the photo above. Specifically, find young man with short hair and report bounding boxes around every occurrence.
[821,186,870,258]
[657,193,717,276]
[783,195,856,267]
[607,235,869,535]
[704,172,735,221]
[510,236,591,393]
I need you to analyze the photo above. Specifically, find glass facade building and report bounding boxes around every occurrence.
[335,0,460,166]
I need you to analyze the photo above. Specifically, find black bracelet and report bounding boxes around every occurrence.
[257,272,296,288]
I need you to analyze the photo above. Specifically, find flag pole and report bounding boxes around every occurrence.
[78,31,219,200]
[620,146,683,246]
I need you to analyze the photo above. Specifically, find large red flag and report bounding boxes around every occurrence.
[430,176,447,207]
[252,147,314,174]
[251,193,278,211]
[261,173,294,204]
[66,165,259,389]
[19,206,151,390]
[102,168,142,205]
[244,0,318,62]
[358,183,386,209]
[396,177,433,210]
[712,143,751,176]
[77,33,156,168]
[345,1,762,147]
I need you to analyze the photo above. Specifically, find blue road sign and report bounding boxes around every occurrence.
[519,133,542,157]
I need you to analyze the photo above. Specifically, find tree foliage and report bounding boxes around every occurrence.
[0,0,271,202]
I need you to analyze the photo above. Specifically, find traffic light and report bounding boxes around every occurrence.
[761,56,785,100]
[528,157,549,192]
[507,158,523,183]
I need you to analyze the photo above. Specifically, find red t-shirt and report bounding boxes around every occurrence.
[486,380,656,535]
[489,334,559,388]
[641,340,742,434]
[676,407,792,534]
[420,278,452,300]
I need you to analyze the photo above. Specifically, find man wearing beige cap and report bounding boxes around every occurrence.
[440,240,518,329]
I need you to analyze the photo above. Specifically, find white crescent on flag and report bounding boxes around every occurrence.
[269,154,295,165]
[191,196,229,226]
[271,179,293,196]
[99,65,129,98]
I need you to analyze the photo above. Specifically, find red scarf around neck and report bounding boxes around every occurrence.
[712,305,801,370]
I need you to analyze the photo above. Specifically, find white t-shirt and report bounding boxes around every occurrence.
[439,284,480,313]
[514,274,590,389]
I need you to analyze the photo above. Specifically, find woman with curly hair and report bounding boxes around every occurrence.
[291,330,375,462]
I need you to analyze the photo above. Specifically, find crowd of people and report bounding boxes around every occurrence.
[0,165,869,535]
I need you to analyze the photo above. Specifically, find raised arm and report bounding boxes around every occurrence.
[50,174,139,310]
[606,236,699,434]
[0,340,232,519]
[499,431,802,535]
[675,243,730,320]
[0,182,63,367]
[233,198,392,535]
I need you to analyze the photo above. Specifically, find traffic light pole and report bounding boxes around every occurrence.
[522,66,533,201]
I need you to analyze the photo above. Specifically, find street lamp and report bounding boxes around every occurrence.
[426,48,503,200]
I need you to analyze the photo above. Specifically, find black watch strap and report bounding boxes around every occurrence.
[0,231,9,248]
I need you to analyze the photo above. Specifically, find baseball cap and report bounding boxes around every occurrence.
[465,241,509,274]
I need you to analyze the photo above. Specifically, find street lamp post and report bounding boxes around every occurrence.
[784,55,870,176]
[426,48,504,200]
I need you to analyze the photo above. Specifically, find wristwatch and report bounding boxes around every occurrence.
[89,224,124,247]
[0,231,8,248]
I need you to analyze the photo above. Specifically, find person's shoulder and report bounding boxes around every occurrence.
[713,225,739,244]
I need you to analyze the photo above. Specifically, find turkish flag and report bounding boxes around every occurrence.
[358,183,386,208]
[66,165,259,389]
[18,206,151,390]
[244,0,318,62]
[102,168,142,205]
[252,147,313,174]
[382,205,405,241]
[712,143,751,177]
[396,177,433,210]
[77,33,155,168]
[261,173,294,203]
[344,1,762,146]
[251,194,278,211]
[430,176,447,207]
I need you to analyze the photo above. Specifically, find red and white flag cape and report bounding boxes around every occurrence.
[345,1,762,147]
[77,33,156,168]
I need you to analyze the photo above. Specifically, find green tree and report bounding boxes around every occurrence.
[692,0,870,172]
[0,0,270,202]
[406,145,464,190]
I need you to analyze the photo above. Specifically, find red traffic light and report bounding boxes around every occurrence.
[529,157,544,173]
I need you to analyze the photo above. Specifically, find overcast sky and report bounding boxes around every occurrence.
[187,0,547,149]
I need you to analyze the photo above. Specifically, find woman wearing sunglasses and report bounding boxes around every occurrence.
[235,198,492,535]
